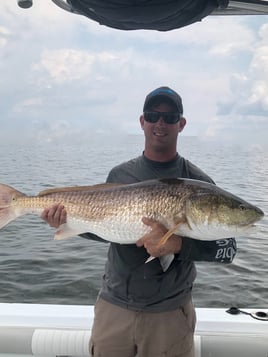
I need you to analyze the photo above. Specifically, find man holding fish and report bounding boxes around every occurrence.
[40,87,239,357]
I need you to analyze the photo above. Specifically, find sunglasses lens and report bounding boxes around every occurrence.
[163,113,180,124]
[144,112,160,123]
[144,112,180,124]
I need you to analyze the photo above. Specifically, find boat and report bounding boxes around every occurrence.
[0,303,267,356]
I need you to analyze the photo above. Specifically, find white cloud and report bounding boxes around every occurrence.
[13,97,43,113]
[201,19,268,147]
[250,45,268,77]
[0,2,268,146]
[1,1,78,33]
[34,49,95,83]
[0,26,10,48]
[36,119,72,143]
[215,21,268,120]
[108,16,256,57]
[248,80,268,110]
[206,18,256,56]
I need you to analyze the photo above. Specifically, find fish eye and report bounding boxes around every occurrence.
[239,204,247,210]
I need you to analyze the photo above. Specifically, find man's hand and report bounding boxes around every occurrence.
[40,204,67,228]
[136,217,182,257]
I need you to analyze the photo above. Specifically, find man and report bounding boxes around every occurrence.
[41,86,237,357]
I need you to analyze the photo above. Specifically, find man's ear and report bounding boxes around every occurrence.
[178,117,186,132]
[140,115,145,130]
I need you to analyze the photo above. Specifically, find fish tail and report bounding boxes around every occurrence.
[0,183,25,229]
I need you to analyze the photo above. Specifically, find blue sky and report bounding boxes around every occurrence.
[1,2,268,147]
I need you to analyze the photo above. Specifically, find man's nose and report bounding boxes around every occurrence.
[156,116,166,125]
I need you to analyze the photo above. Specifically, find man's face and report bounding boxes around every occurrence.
[140,102,186,152]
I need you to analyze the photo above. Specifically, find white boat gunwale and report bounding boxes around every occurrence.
[0,303,267,356]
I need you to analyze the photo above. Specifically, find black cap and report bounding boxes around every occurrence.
[143,86,183,114]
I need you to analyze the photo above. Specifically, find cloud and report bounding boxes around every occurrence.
[216,22,268,118]
[194,21,268,147]
[0,26,10,48]
[12,97,44,114]
[0,2,268,147]
[34,48,95,84]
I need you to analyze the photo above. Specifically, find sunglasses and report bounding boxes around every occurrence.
[143,111,181,124]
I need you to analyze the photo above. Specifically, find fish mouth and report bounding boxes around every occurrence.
[238,222,256,229]
[237,220,262,229]
[241,214,264,227]
[236,223,258,236]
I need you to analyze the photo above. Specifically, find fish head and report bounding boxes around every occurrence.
[185,185,264,239]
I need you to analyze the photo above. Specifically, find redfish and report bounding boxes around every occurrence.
[0,178,264,244]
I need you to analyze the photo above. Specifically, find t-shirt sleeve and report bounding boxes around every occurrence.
[178,237,237,263]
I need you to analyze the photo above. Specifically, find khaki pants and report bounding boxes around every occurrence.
[89,298,196,357]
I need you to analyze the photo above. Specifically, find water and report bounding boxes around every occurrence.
[0,136,267,308]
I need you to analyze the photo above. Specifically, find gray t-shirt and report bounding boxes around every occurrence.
[93,154,236,312]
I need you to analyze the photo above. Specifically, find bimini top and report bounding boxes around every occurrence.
[18,0,268,31]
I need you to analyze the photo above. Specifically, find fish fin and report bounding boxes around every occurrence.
[145,254,174,272]
[0,207,18,229]
[145,255,156,264]
[39,183,125,196]
[54,223,83,240]
[0,183,25,229]
[157,222,182,247]
[159,254,175,272]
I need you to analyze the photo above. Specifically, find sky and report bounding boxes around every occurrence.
[1,1,268,147]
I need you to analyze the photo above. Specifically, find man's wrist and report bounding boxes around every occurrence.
[171,235,183,253]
